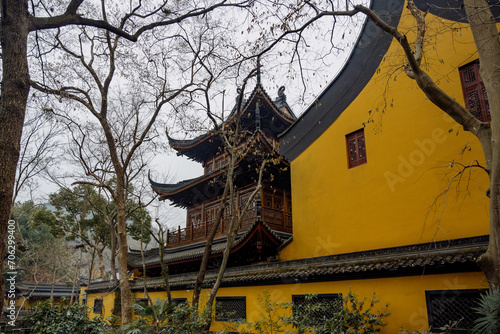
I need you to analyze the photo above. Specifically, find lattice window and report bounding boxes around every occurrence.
[190,211,202,229]
[205,160,214,173]
[292,294,342,325]
[263,191,283,210]
[274,198,282,210]
[93,298,103,314]
[460,61,490,122]
[346,129,367,168]
[215,297,246,321]
[425,289,486,333]
[205,206,218,223]
[240,192,256,209]
[172,298,188,306]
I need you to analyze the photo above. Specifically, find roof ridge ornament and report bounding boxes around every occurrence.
[278,86,286,102]
[235,87,244,111]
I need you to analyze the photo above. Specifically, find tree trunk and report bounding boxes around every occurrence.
[88,247,96,284]
[70,249,80,304]
[192,171,231,307]
[115,180,132,323]
[464,0,500,289]
[203,161,264,331]
[158,243,172,304]
[0,0,30,312]
[97,248,107,281]
[110,218,117,280]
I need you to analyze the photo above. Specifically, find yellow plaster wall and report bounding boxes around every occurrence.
[86,291,117,320]
[280,8,491,261]
[84,271,486,333]
[211,272,487,333]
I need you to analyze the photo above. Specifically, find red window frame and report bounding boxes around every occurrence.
[459,61,490,122]
[346,129,367,168]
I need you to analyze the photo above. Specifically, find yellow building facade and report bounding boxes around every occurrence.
[84,1,495,333]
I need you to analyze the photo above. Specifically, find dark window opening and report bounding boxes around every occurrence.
[215,297,246,321]
[136,298,149,306]
[425,289,487,333]
[346,129,367,168]
[172,298,188,306]
[292,294,342,325]
[459,61,490,122]
[93,298,103,314]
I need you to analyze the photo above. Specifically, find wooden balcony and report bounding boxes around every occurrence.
[166,207,292,248]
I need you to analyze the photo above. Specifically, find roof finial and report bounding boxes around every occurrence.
[257,56,261,85]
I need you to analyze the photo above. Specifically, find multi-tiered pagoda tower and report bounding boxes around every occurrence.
[128,82,296,276]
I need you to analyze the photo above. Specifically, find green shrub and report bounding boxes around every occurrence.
[472,288,500,334]
[245,289,390,334]
[292,290,391,334]
[246,290,291,334]
[129,298,210,334]
[24,298,108,334]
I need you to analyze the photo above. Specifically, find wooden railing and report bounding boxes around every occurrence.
[166,207,292,248]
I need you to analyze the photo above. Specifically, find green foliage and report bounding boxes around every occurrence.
[246,290,390,334]
[472,288,500,334]
[125,200,152,244]
[9,201,74,282]
[289,294,343,334]
[24,299,108,334]
[49,185,112,245]
[106,319,151,334]
[332,290,391,334]
[11,201,57,244]
[128,298,210,334]
[48,185,152,247]
[245,290,291,334]
[133,298,174,327]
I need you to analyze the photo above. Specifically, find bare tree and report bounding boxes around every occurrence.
[29,2,253,322]
[191,71,258,307]
[0,0,250,317]
[13,107,59,204]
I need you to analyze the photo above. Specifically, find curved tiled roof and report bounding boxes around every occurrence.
[279,0,404,161]
[16,283,78,298]
[128,235,488,291]
[167,83,296,163]
[279,0,500,162]
[150,130,286,202]
[414,0,500,22]
[230,83,297,122]
[127,218,292,268]
[86,235,487,294]
[167,132,212,149]
[149,168,221,196]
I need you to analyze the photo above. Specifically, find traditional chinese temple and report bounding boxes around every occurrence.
[130,80,296,276]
